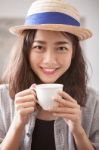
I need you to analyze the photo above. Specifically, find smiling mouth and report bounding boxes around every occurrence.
[41,67,58,75]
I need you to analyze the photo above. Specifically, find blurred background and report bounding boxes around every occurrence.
[0,0,99,91]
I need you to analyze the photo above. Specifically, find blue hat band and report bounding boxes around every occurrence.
[25,12,80,26]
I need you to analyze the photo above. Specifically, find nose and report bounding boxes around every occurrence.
[43,50,56,65]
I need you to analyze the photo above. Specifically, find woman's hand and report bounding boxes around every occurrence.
[0,86,37,150]
[14,87,37,129]
[50,91,81,134]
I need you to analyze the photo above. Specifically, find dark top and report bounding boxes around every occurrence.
[31,118,56,150]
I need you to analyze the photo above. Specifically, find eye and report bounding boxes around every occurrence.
[57,46,68,52]
[32,45,45,52]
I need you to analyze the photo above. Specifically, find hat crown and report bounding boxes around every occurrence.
[9,0,92,40]
[27,0,80,22]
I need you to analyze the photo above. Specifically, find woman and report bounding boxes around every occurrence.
[0,0,99,150]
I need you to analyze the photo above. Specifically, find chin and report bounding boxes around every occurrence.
[40,79,57,84]
[41,81,55,84]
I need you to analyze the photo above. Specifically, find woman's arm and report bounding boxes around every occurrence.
[0,119,24,150]
[0,88,37,150]
[72,124,94,150]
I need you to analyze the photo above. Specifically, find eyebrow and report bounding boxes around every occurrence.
[33,40,69,45]
[55,41,69,45]
[33,40,46,44]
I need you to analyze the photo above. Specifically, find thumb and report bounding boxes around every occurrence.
[30,83,36,90]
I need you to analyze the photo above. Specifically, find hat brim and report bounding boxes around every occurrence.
[9,24,92,40]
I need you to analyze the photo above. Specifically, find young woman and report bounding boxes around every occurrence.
[0,0,99,150]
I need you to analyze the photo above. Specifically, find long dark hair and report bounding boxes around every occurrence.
[3,29,88,106]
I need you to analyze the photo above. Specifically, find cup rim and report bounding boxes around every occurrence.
[36,83,63,89]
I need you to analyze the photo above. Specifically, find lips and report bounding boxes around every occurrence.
[40,67,58,75]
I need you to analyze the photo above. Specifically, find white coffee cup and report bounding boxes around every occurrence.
[35,84,63,110]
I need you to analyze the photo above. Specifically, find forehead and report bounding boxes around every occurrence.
[34,30,72,43]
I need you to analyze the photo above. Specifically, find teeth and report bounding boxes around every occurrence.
[43,68,56,73]
[43,68,56,72]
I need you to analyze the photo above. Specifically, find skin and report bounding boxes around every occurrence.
[1,30,94,150]
[29,30,73,83]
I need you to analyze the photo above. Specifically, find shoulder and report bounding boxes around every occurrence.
[81,86,99,123]
[0,84,14,112]
[81,87,99,144]
[0,84,15,140]
[0,84,9,102]
[0,84,9,92]
[86,87,99,109]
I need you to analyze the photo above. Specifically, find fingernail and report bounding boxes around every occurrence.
[30,84,36,90]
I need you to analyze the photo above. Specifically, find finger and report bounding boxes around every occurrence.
[16,101,36,110]
[30,84,36,90]
[50,107,77,114]
[51,105,80,114]
[18,107,34,116]
[15,94,37,104]
[52,95,64,107]
[15,89,36,97]
[54,97,78,108]
[58,91,77,103]
[52,113,78,121]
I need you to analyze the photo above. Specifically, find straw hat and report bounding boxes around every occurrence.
[9,0,92,40]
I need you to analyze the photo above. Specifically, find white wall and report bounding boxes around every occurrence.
[0,0,99,91]
[68,0,99,91]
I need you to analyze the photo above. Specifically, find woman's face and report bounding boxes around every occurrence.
[29,30,73,83]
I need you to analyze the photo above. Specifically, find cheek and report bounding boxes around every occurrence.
[60,54,72,69]
[29,52,42,68]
